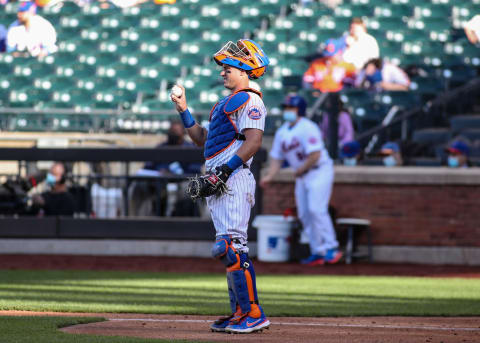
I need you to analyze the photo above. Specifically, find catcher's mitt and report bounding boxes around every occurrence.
[186,164,233,201]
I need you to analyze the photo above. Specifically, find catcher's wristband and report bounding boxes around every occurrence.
[179,108,195,128]
[227,154,243,171]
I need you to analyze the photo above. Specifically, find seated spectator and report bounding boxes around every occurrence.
[320,102,355,148]
[6,1,57,58]
[379,141,403,167]
[343,17,380,70]
[446,140,470,168]
[130,121,202,217]
[464,15,480,46]
[303,38,356,93]
[32,162,75,216]
[340,140,361,166]
[355,58,411,91]
[143,121,202,175]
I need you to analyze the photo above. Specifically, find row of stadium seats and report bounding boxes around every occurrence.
[0,0,479,133]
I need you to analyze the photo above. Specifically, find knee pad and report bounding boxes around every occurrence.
[211,235,238,267]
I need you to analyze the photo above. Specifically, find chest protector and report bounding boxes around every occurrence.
[204,88,262,160]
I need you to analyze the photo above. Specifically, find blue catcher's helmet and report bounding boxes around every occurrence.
[282,94,307,117]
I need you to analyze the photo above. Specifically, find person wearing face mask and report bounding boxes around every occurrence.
[340,141,361,166]
[446,140,470,168]
[32,162,75,216]
[260,95,342,266]
[144,121,202,175]
[379,142,403,167]
[132,120,202,217]
[355,58,410,92]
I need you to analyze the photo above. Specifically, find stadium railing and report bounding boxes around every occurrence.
[0,147,267,241]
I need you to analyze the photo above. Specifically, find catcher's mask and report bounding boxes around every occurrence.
[213,39,269,79]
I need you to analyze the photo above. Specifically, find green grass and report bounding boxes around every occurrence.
[0,316,204,343]
[1,269,480,316]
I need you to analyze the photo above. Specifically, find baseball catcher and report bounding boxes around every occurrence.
[171,39,270,334]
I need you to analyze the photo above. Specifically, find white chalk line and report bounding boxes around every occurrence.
[108,318,480,332]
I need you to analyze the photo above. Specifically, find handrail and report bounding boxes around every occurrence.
[355,77,480,143]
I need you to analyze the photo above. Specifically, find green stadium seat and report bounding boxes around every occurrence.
[414,4,451,19]
[340,89,374,109]
[334,5,373,18]
[374,4,412,18]
[98,38,138,55]
[374,91,421,108]
[14,113,50,132]
[8,88,38,107]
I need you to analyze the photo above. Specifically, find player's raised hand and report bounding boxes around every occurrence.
[170,84,187,113]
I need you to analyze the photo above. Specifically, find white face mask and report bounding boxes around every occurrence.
[343,158,357,166]
[283,111,297,123]
[383,155,396,167]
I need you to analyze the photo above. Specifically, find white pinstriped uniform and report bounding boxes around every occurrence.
[270,117,339,255]
[205,92,266,253]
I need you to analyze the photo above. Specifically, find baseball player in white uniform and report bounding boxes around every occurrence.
[171,39,270,334]
[260,95,342,266]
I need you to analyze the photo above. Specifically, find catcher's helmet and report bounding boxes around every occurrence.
[282,94,307,117]
[213,39,269,79]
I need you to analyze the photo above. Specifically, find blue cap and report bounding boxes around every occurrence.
[18,1,37,12]
[447,140,469,156]
[322,37,346,57]
[380,142,400,154]
[341,141,361,158]
[282,94,307,117]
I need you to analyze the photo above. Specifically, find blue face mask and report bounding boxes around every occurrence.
[448,156,459,168]
[343,158,357,166]
[366,70,383,85]
[283,111,297,123]
[383,155,396,167]
[46,172,57,186]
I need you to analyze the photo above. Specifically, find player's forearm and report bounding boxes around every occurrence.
[381,82,409,91]
[465,28,479,44]
[265,158,282,179]
[235,131,262,162]
[186,123,207,147]
[296,151,320,177]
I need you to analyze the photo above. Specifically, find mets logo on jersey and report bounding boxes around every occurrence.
[247,107,262,120]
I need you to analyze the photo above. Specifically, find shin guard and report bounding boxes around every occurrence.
[212,235,259,315]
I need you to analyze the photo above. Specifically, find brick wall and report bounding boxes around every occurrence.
[261,181,480,247]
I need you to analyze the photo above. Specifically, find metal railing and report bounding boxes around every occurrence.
[355,77,480,150]
[0,147,267,219]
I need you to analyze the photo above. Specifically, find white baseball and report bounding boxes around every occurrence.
[171,85,183,97]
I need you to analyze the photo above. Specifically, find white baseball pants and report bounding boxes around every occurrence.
[206,168,256,253]
[295,163,339,256]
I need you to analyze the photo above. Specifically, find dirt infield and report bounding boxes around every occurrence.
[2,311,480,343]
[1,254,480,277]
